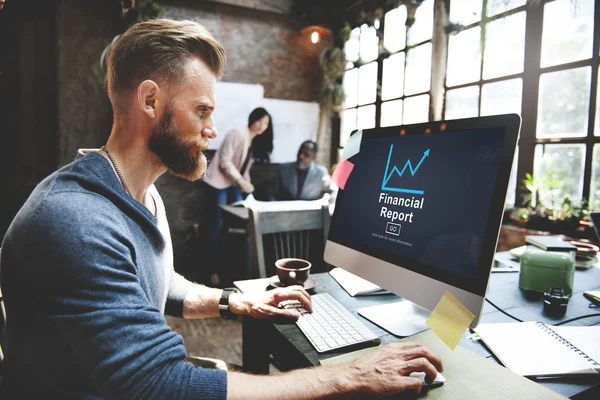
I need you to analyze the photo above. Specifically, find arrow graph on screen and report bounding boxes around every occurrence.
[381,145,429,195]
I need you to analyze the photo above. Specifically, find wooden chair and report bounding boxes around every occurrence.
[248,204,331,278]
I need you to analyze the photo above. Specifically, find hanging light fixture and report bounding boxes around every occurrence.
[300,25,331,45]
[311,30,320,44]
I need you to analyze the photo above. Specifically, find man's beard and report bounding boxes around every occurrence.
[149,108,207,181]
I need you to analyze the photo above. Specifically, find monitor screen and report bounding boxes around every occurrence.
[328,116,520,298]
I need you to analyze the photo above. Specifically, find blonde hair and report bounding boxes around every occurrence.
[107,18,226,111]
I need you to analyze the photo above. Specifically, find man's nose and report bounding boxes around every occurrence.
[202,119,217,139]
[201,127,217,139]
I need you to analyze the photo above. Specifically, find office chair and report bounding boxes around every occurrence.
[248,204,331,278]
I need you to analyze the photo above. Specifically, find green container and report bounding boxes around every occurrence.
[519,246,575,295]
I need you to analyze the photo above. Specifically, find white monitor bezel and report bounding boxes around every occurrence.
[324,114,521,327]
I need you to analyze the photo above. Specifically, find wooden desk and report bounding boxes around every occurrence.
[236,268,600,399]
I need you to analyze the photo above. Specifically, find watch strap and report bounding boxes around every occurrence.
[219,288,240,319]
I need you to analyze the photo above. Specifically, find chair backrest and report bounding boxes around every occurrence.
[248,205,331,278]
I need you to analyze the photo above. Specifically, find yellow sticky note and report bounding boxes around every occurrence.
[426,291,475,351]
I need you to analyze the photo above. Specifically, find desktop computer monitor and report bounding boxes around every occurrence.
[324,114,521,336]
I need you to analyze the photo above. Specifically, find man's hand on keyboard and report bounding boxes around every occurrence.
[344,341,444,396]
[229,285,312,320]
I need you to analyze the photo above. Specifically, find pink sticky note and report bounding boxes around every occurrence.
[331,160,354,190]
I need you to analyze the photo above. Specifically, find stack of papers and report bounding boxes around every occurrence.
[231,194,329,212]
[329,268,390,296]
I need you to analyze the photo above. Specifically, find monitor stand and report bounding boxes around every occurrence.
[358,300,430,337]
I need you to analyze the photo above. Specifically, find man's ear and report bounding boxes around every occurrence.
[137,80,160,119]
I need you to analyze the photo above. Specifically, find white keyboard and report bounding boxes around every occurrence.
[289,293,381,353]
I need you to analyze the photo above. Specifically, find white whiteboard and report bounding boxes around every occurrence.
[261,98,320,163]
[211,82,264,149]
[211,82,321,163]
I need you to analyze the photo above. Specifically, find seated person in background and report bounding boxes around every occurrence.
[270,140,332,201]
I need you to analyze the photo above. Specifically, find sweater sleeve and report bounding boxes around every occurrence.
[218,129,244,182]
[28,192,227,400]
[165,271,195,317]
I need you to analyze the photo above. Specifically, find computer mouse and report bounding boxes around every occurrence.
[409,371,446,388]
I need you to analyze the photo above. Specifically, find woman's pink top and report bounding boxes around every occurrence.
[203,128,253,190]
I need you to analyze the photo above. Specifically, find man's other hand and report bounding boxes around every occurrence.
[229,286,312,320]
[342,341,444,397]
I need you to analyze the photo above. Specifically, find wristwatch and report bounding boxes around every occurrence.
[219,288,240,319]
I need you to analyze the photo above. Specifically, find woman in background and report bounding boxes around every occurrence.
[203,107,273,283]
[204,107,272,203]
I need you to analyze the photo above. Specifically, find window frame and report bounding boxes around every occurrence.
[516,0,599,207]
[337,0,599,209]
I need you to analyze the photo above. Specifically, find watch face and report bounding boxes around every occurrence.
[219,289,238,319]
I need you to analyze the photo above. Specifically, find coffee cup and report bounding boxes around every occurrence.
[275,258,311,286]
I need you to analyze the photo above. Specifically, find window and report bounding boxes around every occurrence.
[339,0,599,211]
[445,1,526,206]
[340,1,434,150]
[533,0,597,207]
[340,25,379,147]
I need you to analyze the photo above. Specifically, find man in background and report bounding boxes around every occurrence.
[270,140,332,201]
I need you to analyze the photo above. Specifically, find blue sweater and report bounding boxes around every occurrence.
[0,151,227,399]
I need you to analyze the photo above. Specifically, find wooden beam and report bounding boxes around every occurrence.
[202,0,294,15]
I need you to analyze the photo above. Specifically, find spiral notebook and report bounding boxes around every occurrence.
[474,322,600,377]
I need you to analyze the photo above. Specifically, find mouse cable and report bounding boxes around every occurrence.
[485,298,600,326]
[484,298,524,322]
[553,314,600,326]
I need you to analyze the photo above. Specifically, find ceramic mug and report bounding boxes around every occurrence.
[275,258,311,286]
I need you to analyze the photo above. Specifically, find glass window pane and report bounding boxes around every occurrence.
[357,62,378,106]
[405,43,431,96]
[449,0,482,26]
[381,99,404,127]
[537,67,591,138]
[384,6,407,53]
[541,0,594,68]
[590,145,600,209]
[445,85,479,120]
[382,52,405,101]
[340,108,357,147]
[344,27,360,63]
[357,105,376,130]
[446,27,481,87]
[404,94,429,124]
[534,144,585,206]
[505,148,519,208]
[360,25,379,63]
[407,0,434,46]
[487,0,526,17]
[596,66,600,137]
[343,68,359,108]
[481,78,522,116]
[483,12,526,80]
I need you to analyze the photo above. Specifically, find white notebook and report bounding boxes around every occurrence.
[474,322,600,377]
[329,268,390,296]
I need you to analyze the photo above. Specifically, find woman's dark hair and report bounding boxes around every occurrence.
[248,107,273,164]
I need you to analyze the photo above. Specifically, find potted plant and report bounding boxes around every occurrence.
[503,173,594,241]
